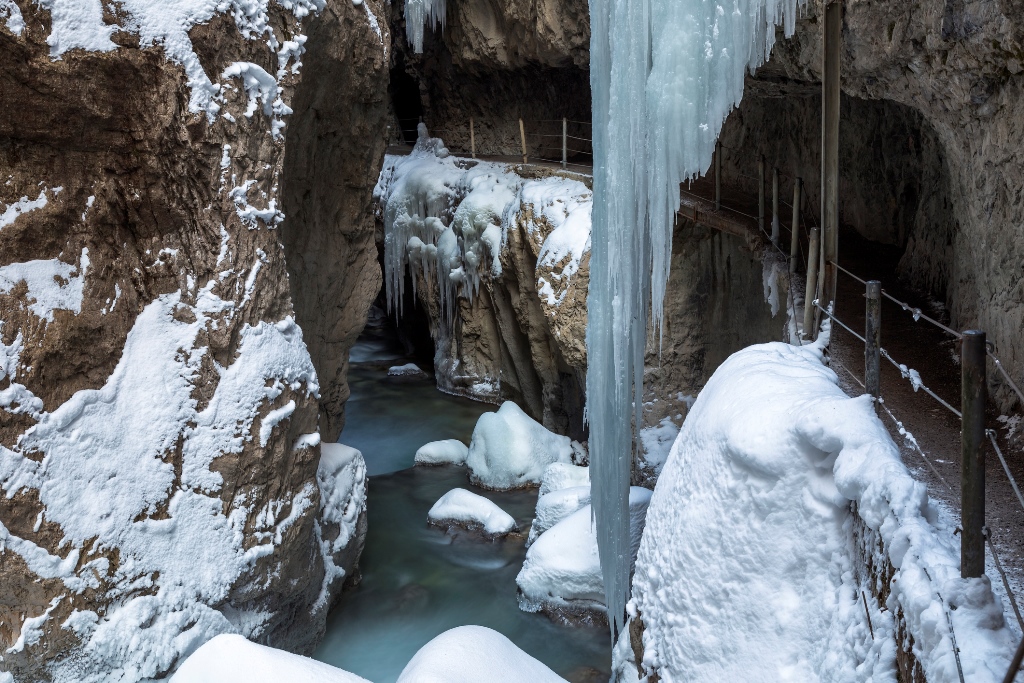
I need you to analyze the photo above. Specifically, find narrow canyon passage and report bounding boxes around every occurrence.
[312,315,611,682]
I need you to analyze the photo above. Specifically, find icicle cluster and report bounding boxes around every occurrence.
[404,0,446,53]
[587,0,805,638]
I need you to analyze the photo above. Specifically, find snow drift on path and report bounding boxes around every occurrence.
[518,488,651,616]
[170,633,369,683]
[415,439,469,466]
[395,625,566,683]
[466,402,573,489]
[427,488,517,536]
[626,341,1014,683]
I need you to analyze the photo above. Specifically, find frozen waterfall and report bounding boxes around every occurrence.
[404,0,445,53]
[586,0,805,637]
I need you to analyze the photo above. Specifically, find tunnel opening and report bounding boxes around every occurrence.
[389,64,425,144]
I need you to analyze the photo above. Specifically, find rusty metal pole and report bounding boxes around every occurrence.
[470,117,476,159]
[961,329,987,578]
[789,178,802,273]
[865,280,881,399]
[715,141,722,211]
[803,227,820,340]
[758,155,766,233]
[519,118,528,164]
[821,0,841,314]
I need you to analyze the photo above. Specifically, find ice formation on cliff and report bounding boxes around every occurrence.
[587,0,805,636]
[404,0,445,53]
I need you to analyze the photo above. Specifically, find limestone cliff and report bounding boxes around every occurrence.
[0,0,386,678]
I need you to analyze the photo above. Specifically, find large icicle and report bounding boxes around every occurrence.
[587,0,804,637]
[404,0,445,53]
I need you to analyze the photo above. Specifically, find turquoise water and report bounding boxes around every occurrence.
[313,329,610,682]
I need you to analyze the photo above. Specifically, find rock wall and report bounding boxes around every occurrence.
[0,0,385,678]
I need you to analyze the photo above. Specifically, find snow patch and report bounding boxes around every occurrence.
[0,191,48,229]
[0,248,90,322]
[414,439,469,466]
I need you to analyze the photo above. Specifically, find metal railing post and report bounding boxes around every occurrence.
[962,329,987,578]
[789,177,802,273]
[470,117,476,159]
[758,155,765,233]
[771,167,780,246]
[519,118,528,164]
[562,118,567,169]
[803,227,820,340]
[714,141,722,211]
[865,280,881,399]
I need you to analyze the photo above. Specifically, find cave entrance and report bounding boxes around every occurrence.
[389,66,424,145]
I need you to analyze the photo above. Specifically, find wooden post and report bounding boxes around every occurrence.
[961,329,987,579]
[803,227,820,339]
[865,280,881,399]
[789,178,802,273]
[470,117,476,159]
[771,167,780,246]
[562,118,567,169]
[758,155,766,233]
[519,118,528,164]
[821,0,841,313]
[714,140,722,211]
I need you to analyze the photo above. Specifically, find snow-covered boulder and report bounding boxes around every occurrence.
[427,488,518,537]
[395,625,565,683]
[388,362,428,378]
[415,439,470,466]
[466,402,573,490]
[537,462,590,497]
[517,488,652,620]
[171,634,369,683]
[527,485,591,545]
[624,342,1015,682]
[316,443,368,604]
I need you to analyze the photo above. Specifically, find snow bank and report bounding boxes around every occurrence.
[466,402,573,490]
[517,488,651,616]
[627,341,1014,682]
[427,488,517,536]
[415,439,469,466]
[395,625,565,683]
[170,633,369,683]
[537,462,590,497]
[527,485,591,545]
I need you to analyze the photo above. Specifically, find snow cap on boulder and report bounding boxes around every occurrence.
[466,402,573,490]
[415,439,470,466]
[427,488,517,537]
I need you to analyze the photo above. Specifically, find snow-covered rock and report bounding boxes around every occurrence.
[388,362,428,378]
[395,625,566,683]
[170,634,369,683]
[517,488,651,619]
[466,402,573,490]
[427,488,518,537]
[625,341,1015,682]
[527,485,591,545]
[537,462,590,497]
[316,444,368,606]
[415,439,470,466]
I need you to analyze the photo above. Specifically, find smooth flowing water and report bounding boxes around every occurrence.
[314,323,611,682]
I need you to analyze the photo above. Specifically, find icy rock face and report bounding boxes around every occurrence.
[0,0,385,677]
[415,439,470,466]
[465,402,574,490]
[427,488,518,537]
[375,145,592,437]
[625,341,1014,682]
[396,625,566,683]
[517,488,651,622]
